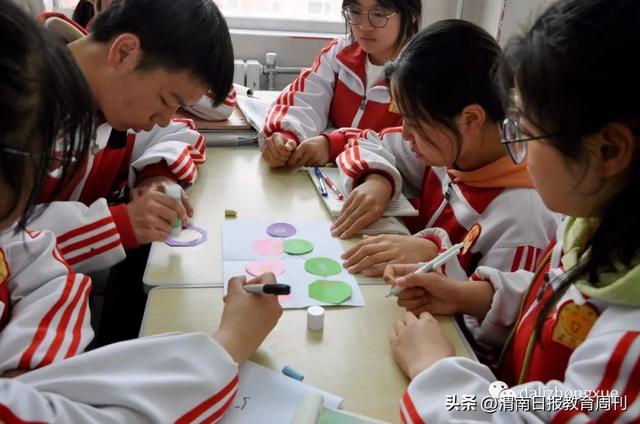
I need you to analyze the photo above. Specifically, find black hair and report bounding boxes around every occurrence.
[342,0,421,48]
[386,19,504,162]
[72,0,95,28]
[91,0,234,105]
[498,0,640,335]
[0,0,94,228]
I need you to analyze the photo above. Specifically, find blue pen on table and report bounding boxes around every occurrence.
[385,242,465,297]
[316,168,344,200]
[314,167,328,197]
[244,283,291,295]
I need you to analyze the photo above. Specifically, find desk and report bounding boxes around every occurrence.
[141,285,474,423]
[143,147,379,290]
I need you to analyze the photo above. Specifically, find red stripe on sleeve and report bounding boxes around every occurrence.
[401,391,426,424]
[511,246,525,272]
[66,239,123,266]
[64,277,92,358]
[200,389,238,424]
[36,276,91,368]
[176,375,239,424]
[57,217,114,244]
[59,227,119,256]
[18,273,75,369]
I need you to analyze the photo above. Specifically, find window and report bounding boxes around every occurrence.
[218,0,344,34]
[55,0,346,34]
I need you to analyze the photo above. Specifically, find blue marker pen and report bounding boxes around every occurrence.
[282,365,304,381]
[314,167,328,197]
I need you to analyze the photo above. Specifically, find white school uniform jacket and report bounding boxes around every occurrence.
[401,218,640,423]
[184,86,237,121]
[260,35,403,162]
[31,17,209,274]
[34,120,206,274]
[336,127,560,280]
[0,227,239,423]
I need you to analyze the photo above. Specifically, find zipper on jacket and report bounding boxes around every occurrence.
[351,95,368,128]
[425,181,453,229]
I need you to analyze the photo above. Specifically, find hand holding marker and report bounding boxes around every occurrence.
[385,242,464,297]
[386,223,482,297]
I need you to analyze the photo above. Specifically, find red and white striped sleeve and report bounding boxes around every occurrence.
[401,306,640,423]
[129,119,207,187]
[184,87,236,121]
[259,36,345,147]
[1,333,239,423]
[0,228,93,373]
[336,127,425,200]
[28,199,128,274]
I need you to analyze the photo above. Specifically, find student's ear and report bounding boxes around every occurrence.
[459,104,486,135]
[106,33,142,74]
[594,122,636,178]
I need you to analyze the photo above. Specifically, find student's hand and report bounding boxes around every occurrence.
[390,311,454,379]
[384,264,495,318]
[331,174,393,239]
[287,135,330,167]
[214,273,283,363]
[134,176,194,221]
[341,235,439,277]
[262,132,297,167]
[127,187,186,245]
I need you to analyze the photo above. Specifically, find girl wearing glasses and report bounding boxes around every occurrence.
[333,19,558,299]
[260,0,421,168]
[0,2,281,420]
[387,0,640,422]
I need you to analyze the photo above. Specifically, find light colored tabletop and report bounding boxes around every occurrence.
[143,146,379,290]
[141,284,474,423]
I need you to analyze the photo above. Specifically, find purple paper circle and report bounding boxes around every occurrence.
[266,222,296,238]
[164,224,208,247]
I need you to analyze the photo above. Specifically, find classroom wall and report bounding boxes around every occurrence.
[498,0,555,44]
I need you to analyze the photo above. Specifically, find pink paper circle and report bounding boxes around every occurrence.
[245,260,285,277]
[278,294,291,305]
[253,239,284,256]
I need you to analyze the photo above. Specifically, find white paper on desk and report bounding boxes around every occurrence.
[305,167,419,218]
[221,361,343,424]
[222,221,366,309]
[237,95,270,131]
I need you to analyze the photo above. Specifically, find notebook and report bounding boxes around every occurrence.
[175,107,258,146]
[306,167,419,218]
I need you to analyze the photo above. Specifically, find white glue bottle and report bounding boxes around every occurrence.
[164,183,183,237]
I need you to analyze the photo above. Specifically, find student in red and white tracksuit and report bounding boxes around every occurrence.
[335,126,559,282]
[34,7,235,273]
[1,4,281,420]
[259,0,422,168]
[394,220,640,423]
[332,21,559,281]
[389,2,640,421]
[0,227,280,423]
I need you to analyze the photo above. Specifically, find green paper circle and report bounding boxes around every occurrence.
[283,239,314,255]
[304,257,341,276]
[308,280,352,304]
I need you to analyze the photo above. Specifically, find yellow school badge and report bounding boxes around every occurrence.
[0,249,8,286]
[462,223,482,255]
[552,301,599,350]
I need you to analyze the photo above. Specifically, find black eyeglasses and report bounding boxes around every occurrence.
[342,6,397,28]
[500,116,557,164]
